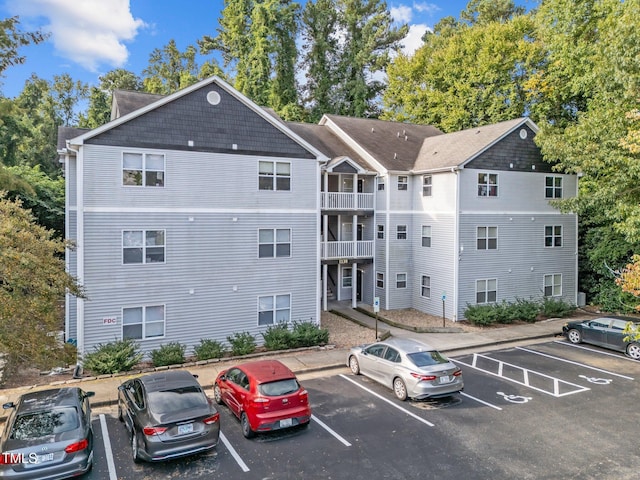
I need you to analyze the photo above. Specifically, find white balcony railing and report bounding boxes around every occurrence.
[322,241,374,259]
[321,192,374,210]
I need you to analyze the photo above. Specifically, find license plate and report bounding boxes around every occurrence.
[439,375,451,384]
[178,423,194,435]
[36,453,54,464]
[280,418,293,428]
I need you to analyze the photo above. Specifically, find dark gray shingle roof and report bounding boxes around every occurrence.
[111,90,165,119]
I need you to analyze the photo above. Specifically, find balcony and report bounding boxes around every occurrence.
[322,240,374,260]
[321,192,374,210]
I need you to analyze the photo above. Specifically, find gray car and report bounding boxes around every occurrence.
[0,387,95,480]
[118,370,220,463]
[347,337,464,400]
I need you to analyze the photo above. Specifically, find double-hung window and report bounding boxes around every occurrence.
[123,152,165,187]
[477,226,497,250]
[476,279,497,304]
[422,226,432,247]
[397,225,407,240]
[259,161,290,191]
[258,294,291,326]
[545,226,562,247]
[258,229,291,258]
[421,275,431,298]
[545,176,563,199]
[377,225,384,240]
[422,175,432,196]
[342,267,352,288]
[397,176,408,190]
[123,305,165,340]
[544,274,562,297]
[396,273,407,289]
[123,230,165,264]
[376,272,384,289]
[477,173,498,197]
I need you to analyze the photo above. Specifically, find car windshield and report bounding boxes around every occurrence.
[11,407,79,440]
[407,350,449,367]
[147,386,208,414]
[258,379,300,396]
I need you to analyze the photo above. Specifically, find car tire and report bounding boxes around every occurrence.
[213,385,223,405]
[567,328,582,344]
[241,413,255,439]
[626,343,640,360]
[393,377,408,401]
[349,356,360,375]
[131,430,142,464]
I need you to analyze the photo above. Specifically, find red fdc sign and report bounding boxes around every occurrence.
[102,317,118,325]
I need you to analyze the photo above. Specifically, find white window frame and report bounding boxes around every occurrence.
[377,225,384,240]
[476,278,497,304]
[258,160,291,191]
[122,230,165,264]
[397,176,408,190]
[544,274,562,297]
[422,175,432,196]
[258,294,291,326]
[421,275,431,298]
[122,152,165,187]
[258,228,291,258]
[122,304,165,340]
[422,225,432,247]
[378,182,385,191]
[397,225,407,240]
[342,267,352,288]
[545,176,563,199]
[544,225,563,248]
[477,226,498,250]
[376,272,384,289]
[477,173,498,197]
[396,273,407,289]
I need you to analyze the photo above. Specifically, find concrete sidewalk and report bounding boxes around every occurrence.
[0,312,573,417]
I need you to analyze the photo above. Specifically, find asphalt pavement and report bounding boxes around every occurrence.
[0,310,580,417]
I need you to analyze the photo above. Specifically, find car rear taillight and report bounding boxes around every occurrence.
[0,453,22,464]
[143,426,168,436]
[453,369,463,377]
[203,413,220,425]
[299,389,309,400]
[411,372,437,381]
[65,438,89,454]
[253,397,269,404]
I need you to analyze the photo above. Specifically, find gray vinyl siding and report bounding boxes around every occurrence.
[388,173,412,210]
[80,212,318,354]
[456,213,577,319]
[66,159,77,207]
[385,213,413,309]
[374,213,388,307]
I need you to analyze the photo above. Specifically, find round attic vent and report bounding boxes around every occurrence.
[519,128,528,139]
[206,91,221,105]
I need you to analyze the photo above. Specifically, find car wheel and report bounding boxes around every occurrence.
[626,343,640,360]
[131,430,142,464]
[349,356,360,375]
[393,377,408,401]
[567,328,582,344]
[213,385,223,405]
[241,412,255,439]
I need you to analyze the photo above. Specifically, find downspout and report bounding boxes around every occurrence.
[385,175,390,310]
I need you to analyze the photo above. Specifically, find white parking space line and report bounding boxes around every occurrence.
[553,340,640,363]
[311,415,352,446]
[516,346,634,380]
[459,392,503,410]
[339,374,435,427]
[98,414,118,480]
[220,431,250,472]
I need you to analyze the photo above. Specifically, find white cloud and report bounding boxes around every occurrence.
[6,0,145,71]
[390,5,413,24]
[401,24,429,56]
[414,2,440,16]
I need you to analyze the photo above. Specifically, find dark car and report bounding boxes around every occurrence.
[117,370,220,463]
[563,316,640,359]
[214,359,311,438]
[0,387,95,480]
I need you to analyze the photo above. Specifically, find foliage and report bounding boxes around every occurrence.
[592,280,639,314]
[193,338,226,361]
[0,193,83,375]
[464,304,497,326]
[143,40,202,95]
[623,322,640,343]
[262,323,294,350]
[465,297,574,325]
[292,321,329,347]
[539,297,576,318]
[0,16,47,77]
[82,338,143,374]
[227,331,257,356]
[150,342,186,367]
[510,298,541,323]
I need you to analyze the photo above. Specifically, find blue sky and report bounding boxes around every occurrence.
[0,0,525,99]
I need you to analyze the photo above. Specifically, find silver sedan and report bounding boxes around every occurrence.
[347,337,463,400]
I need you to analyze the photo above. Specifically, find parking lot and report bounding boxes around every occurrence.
[86,339,640,480]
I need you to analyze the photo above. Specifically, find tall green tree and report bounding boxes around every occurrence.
[51,74,89,126]
[0,16,46,80]
[142,40,200,95]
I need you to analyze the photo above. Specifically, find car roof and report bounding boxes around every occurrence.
[381,337,437,353]
[235,360,296,383]
[17,388,82,414]
[138,370,201,392]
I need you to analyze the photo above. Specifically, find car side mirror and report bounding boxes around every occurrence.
[83,391,95,399]
[2,402,15,410]
[219,375,226,382]
[117,385,125,392]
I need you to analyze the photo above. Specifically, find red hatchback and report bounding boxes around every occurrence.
[213,359,311,438]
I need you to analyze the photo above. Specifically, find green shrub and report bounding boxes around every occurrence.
[150,342,186,367]
[292,321,329,347]
[494,300,515,324]
[227,332,256,356]
[464,304,497,326]
[262,323,294,351]
[511,297,540,323]
[540,297,576,318]
[593,280,639,314]
[193,339,225,361]
[82,338,143,374]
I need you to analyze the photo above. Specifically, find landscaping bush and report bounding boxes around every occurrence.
[511,297,540,323]
[292,321,329,347]
[540,297,576,318]
[262,323,294,351]
[493,300,515,324]
[193,339,225,361]
[82,338,143,374]
[464,304,497,326]
[150,342,186,367]
[227,332,256,356]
